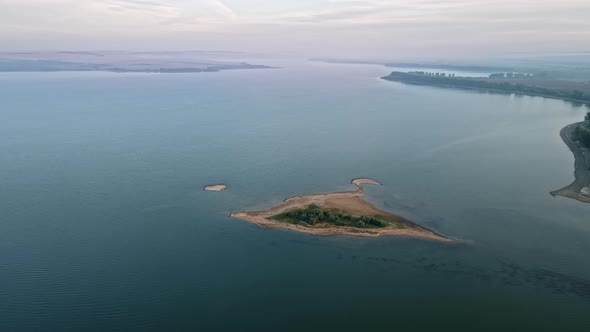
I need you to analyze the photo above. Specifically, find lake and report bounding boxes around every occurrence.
[1,61,589,331]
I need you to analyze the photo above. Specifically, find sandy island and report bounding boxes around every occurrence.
[230,178,455,242]
[550,122,590,203]
[204,184,228,192]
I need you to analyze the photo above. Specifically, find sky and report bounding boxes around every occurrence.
[1,0,589,59]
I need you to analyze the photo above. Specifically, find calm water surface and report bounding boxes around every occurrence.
[1,62,590,331]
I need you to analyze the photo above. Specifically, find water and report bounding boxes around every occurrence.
[1,62,589,331]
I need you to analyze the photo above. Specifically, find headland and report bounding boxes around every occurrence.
[551,122,590,203]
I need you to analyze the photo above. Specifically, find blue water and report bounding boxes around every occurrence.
[1,62,590,331]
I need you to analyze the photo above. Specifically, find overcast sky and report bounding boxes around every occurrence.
[1,0,589,58]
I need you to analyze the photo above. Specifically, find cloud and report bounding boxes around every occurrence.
[0,0,589,58]
[209,0,236,18]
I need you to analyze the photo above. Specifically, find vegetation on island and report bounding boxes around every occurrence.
[269,204,402,229]
[382,71,590,105]
[575,112,590,147]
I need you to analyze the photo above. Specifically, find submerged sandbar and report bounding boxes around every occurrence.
[230,178,454,242]
[204,184,228,192]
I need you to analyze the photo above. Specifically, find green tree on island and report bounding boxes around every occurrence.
[272,205,391,228]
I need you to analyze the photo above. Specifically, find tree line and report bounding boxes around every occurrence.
[382,71,590,105]
[408,71,456,77]
[489,73,533,79]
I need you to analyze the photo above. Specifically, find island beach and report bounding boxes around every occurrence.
[230,178,455,242]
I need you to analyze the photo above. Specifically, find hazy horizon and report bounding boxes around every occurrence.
[2,0,590,59]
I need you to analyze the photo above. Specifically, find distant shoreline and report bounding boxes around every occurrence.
[0,51,273,74]
[230,178,456,242]
[381,71,590,105]
[550,122,590,203]
[0,64,273,74]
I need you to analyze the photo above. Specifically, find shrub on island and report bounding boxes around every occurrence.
[271,204,390,228]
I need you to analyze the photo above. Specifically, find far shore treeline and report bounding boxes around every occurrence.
[382,71,590,105]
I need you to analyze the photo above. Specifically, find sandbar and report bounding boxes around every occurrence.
[204,184,228,192]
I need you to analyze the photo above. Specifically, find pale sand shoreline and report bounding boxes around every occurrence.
[230,178,455,242]
[204,184,228,192]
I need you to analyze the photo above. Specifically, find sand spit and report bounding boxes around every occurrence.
[204,184,228,192]
[352,178,382,186]
[230,178,455,242]
[550,122,590,203]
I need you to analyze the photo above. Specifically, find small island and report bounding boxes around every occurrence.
[204,184,228,192]
[231,178,454,242]
[551,112,590,203]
